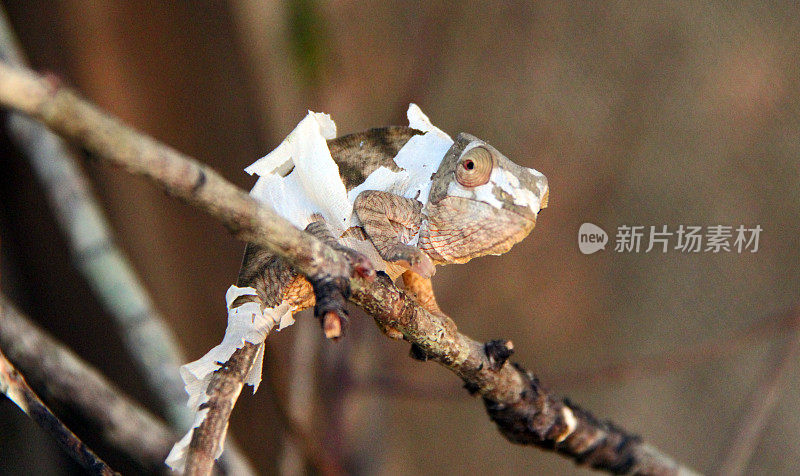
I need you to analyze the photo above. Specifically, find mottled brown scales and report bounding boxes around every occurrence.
[354,190,432,276]
[326,126,420,190]
[401,271,441,315]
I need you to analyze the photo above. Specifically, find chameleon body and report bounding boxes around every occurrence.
[239,105,548,335]
[168,106,550,471]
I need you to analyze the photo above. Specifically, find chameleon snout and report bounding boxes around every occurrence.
[537,174,549,210]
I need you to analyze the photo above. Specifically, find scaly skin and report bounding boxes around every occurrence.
[237,127,548,338]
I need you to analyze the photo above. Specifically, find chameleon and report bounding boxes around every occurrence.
[236,104,549,339]
[167,105,549,470]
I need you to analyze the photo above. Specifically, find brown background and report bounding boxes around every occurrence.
[1,1,799,475]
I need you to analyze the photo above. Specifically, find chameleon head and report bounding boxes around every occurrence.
[418,133,548,265]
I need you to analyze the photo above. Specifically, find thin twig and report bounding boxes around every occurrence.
[182,325,341,476]
[184,343,260,476]
[556,306,799,389]
[268,365,346,476]
[270,317,342,476]
[716,306,800,476]
[350,274,700,476]
[0,63,694,475]
[0,347,119,475]
[0,294,174,474]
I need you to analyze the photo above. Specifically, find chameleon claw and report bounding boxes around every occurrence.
[389,245,435,279]
[410,253,435,279]
[351,253,376,282]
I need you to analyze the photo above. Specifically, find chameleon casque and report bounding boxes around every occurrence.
[237,104,549,338]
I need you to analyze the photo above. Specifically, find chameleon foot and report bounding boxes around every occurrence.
[386,244,435,278]
[338,246,376,281]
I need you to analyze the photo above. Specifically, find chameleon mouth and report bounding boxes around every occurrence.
[506,204,538,224]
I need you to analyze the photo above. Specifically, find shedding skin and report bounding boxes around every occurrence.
[239,127,548,338]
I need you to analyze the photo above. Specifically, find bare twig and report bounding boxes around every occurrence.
[184,343,260,476]
[0,15,256,473]
[183,322,343,476]
[272,316,337,476]
[0,347,119,475]
[350,274,699,476]
[0,5,190,428]
[716,306,800,476]
[0,63,694,475]
[557,306,799,390]
[0,294,174,474]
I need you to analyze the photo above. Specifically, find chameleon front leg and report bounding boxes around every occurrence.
[354,190,435,278]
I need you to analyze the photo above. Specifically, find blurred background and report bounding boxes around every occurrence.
[1,1,799,475]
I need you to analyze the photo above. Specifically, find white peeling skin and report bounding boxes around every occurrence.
[167,286,296,474]
[169,105,462,473]
[246,111,353,231]
[244,112,336,176]
[348,105,454,211]
[165,404,210,473]
[180,286,293,401]
[246,105,454,237]
[530,167,548,203]
[447,180,503,209]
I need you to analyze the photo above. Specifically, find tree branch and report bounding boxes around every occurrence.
[355,304,798,401]
[0,61,372,333]
[350,274,698,475]
[0,62,695,475]
[184,343,260,476]
[0,4,191,429]
[0,294,174,474]
[0,347,118,475]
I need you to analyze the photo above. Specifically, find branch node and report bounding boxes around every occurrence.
[41,70,63,95]
[322,311,345,340]
[192,168,208,194]
[311,276,350,339]
[484,339,515,370]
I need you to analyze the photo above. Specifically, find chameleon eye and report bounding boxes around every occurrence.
[456,146,493,187]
